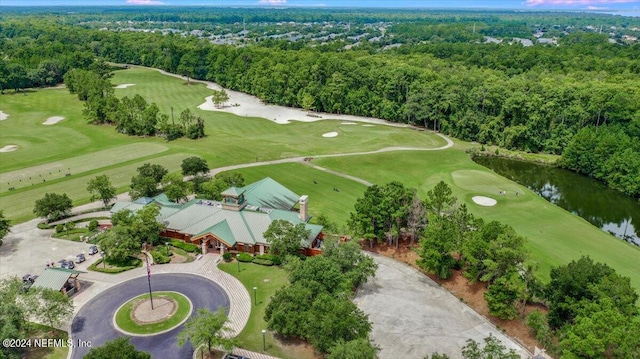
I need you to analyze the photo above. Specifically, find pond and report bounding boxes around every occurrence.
[473,156,640,246]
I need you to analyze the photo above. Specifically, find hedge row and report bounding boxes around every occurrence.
[252,258,274,266]
[254,254,282,265]
[168,239,199,253]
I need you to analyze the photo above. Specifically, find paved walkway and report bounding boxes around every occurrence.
[354,254,530,359]
[49,211,112,226]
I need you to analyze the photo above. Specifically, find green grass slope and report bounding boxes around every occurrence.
[0,67,442,222]
[222,162,368,227]
[313,149,640,296]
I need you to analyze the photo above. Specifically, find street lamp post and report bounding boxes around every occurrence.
[253,286,257,306]
[237,253,240,272]
[262,329,266,351]
[100,251,105,268]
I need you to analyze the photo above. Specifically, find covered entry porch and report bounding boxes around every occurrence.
[191,233,267,256]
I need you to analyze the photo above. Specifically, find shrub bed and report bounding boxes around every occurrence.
[222,252,232,262]
[88,219,99,231]
[237,252,253,262]
[151,250,170,264]
[168,239,199,253]
[252,258,274,266]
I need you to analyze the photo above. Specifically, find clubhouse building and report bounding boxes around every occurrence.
[110,177,324,256]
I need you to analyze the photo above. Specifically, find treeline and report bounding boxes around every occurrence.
[64,68,205,140]
[1,20,639,195]
[561,125,640,197]
[349,181,640,357]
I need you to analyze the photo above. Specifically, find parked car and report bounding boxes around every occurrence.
[223,355,250,359]
[75,254,85,263]
[58,259,75,269]
[88,245,98,255]
[22,274,37,283]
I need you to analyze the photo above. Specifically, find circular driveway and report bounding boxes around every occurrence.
[70,273,229,359]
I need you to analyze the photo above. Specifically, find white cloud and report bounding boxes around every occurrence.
[258,0,287,4]
[525,0,638,6]
[126,0,165,5]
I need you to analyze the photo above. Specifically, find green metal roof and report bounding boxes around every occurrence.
[221,187,245,197]
[152,194,183,208]
[110,178,322,248]
[31,267,85,291]
[210,220,237,246]
[240,177,300,210]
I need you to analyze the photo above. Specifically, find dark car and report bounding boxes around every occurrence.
[223,355,250,359]
[22,274,37,283]
[58,259,75,269]
[88,245,98,255]
[75,254,86,263]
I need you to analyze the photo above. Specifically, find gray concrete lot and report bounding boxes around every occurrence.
[0,219,97,280]
[354,254,529,359]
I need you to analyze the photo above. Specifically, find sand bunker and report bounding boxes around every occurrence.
[0,145,19,153]
[322,132,339,138]
[362,124,375,127]
[341,122,357,125]
[472,196,497,207]
[115,83,135,89]
[42,116,65,125]
[0,111,8,121]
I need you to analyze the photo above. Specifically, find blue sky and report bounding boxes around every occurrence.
[2,0,640,9]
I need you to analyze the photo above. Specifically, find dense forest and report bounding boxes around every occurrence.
[0,9,639,196]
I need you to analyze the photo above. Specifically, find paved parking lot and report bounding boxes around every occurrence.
[354,254,529,359]
[0,219,97,280]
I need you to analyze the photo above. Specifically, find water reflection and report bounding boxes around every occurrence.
[473,156,640,245]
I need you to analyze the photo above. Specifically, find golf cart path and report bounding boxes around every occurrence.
[206,133,454,185]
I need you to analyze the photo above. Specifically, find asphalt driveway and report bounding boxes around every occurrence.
[70,273,230,359]
[354,254,528,359]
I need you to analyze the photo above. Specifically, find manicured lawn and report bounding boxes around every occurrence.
[218,262,317,359]
[0,142,168,192]
[313,149,640,300]
[114,291,192,335]
[223,163,368,227]
[0,153,190,223]
[0,67,442,223]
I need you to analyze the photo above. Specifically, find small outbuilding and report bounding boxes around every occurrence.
[31,267,86,296]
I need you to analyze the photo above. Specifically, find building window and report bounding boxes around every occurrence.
[244,245,250,253]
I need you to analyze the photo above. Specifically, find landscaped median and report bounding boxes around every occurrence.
[113,291,192,336]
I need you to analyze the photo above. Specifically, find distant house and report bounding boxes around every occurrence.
[111,177,324,256]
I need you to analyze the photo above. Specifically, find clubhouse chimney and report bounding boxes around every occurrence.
[299,195,309,221]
